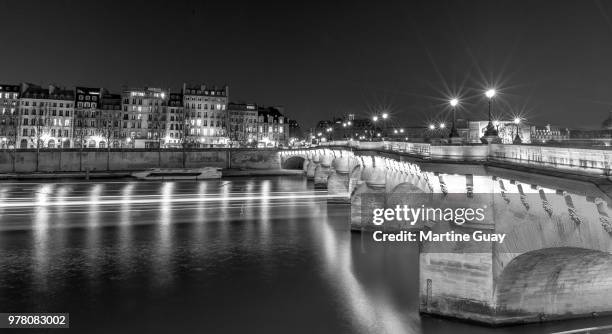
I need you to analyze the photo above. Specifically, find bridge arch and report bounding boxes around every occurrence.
[494,247,612,319]
[282,156,306,169]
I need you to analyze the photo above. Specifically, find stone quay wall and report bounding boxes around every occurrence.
[0,148,281,173]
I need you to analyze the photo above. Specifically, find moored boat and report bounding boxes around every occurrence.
[131,167,222,180]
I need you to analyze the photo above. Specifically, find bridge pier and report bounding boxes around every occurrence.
[350,160,387,231]
[327,153,353,203]
[306,154,319,180]
[314,153,333,189]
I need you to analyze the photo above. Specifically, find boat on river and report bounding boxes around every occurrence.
[131,167,222,180]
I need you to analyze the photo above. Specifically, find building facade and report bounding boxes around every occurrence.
[163,92,184,148]
[227,102,258,146]
[99,92,123,148]
[18,84,74,149]
[529,124,569,144]
[0,84,20,149]
[182,84,229,147]
[121,87,168,148]
[287,119,302,143]
[74,86,104,148]
[257,106,289,147]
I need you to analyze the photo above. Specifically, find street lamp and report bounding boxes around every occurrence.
[429,124,436,130]
[439,122,446,129]
[449,98,460,141]
[513,117,522,144]
[483,89,499,138]
[382,113,388,119]
[372,116,379,122]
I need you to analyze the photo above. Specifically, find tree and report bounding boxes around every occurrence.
[152,109,165,167]
[179,116,190,168]
[74,109,88,171]
[7,108,19,172]
[98,109,115,171]
[29,107,49,172]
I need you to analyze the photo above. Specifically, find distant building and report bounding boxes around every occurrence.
[0,84,20,148]
[99,92,123,148]
[466,120,531,144]
[387,126,428,142]
[18,84,74,149]
[257,106,289,147]
[74,86,103,148]
[315,117,382,141]
[227,102,258,146]
[530,124,570,144]
[182,83,229,147]
[121,87,168,148]
[163,92,184,148]
[287,119,302,142]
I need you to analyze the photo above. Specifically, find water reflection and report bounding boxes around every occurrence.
[0,177,610,333]
[33,184,52,292]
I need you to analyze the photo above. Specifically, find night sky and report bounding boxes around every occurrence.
[2,0,612,129]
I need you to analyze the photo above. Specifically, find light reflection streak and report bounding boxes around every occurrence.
[86,184,104,284]
[0,185,8,218]
[118,183,135,274]
[259,180,271,247]
[0,191,338,208]
[33,184,53,291]
[154,182,174,287]
[317,204,414,333]
[119,183,135,226]
[219,181,231,239]
[87,184,103,228]
[193,182,208,247]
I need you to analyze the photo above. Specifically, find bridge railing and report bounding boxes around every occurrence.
[314,140,612,176]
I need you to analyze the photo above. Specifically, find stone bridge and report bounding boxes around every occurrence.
[279,145,612,325]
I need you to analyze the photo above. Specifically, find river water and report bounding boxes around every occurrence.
[0,176,610,333]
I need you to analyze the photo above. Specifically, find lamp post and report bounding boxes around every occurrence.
[326,127,333,141]
[513,117,522,144]
[481,89,501,143]
[449,98,462,144]
[371,116,379,140]
[382,113,389,137]
[59,137,64,171]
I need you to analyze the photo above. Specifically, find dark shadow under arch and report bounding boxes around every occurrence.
[282,156,305,169]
